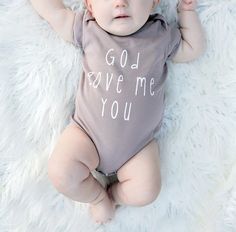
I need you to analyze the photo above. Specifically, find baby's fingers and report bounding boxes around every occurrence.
[178,0,197,11]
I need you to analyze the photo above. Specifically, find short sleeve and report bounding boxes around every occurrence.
[165,22,182,60]
[72,9,85,48]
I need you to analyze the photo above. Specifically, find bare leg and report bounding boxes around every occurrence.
[48,123,115,223]
[107,139,162,207]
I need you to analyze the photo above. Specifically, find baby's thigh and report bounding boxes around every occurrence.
[117,139,161,188]
[48,123,100,183]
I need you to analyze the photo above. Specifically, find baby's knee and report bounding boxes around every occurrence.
[137,183,161,206]
[48,157,90,195]
[127,179,162,206]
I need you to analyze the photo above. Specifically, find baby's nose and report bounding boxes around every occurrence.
[114,0,128,8]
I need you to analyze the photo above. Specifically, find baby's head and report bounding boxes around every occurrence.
[84,0,160,36]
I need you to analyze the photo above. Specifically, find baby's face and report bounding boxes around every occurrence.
[85,0,160,36]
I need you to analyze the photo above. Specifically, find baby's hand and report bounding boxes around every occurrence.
[177,0,197,12]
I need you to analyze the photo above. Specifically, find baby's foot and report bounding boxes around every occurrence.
[89,192,116,224]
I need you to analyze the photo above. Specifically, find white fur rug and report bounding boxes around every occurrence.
[1,0,236,231]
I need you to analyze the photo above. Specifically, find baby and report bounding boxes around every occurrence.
[30,0,205,224]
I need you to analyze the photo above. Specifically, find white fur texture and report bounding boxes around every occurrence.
[0,0,236,231]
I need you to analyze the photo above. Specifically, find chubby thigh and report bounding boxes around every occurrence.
[48,123,100,193]
[116,138,162,203]
[52,123,99,168]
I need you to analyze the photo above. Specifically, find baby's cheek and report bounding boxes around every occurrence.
[96,22,108,34]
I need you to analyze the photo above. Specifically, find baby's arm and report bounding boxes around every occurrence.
[29,0,75,43]
[172,0,206,63]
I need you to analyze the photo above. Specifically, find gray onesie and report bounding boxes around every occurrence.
[70,9,181,176]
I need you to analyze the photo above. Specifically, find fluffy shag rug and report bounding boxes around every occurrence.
[1,0,236,231]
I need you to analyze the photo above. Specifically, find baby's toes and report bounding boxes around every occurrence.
[89,199,115,224]
[89,205,112,224]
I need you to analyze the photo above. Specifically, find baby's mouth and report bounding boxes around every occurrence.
[114,15,130,19]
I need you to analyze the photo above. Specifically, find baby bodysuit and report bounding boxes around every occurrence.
[70,9,181,176]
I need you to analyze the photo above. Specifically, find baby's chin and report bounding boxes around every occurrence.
[103,27,140,37]
[98,23,141,37]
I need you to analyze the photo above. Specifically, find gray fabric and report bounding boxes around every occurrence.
[70,9,181,175]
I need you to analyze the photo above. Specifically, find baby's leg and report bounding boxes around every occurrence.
[48,123,115,223]
[108,139,162,207]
